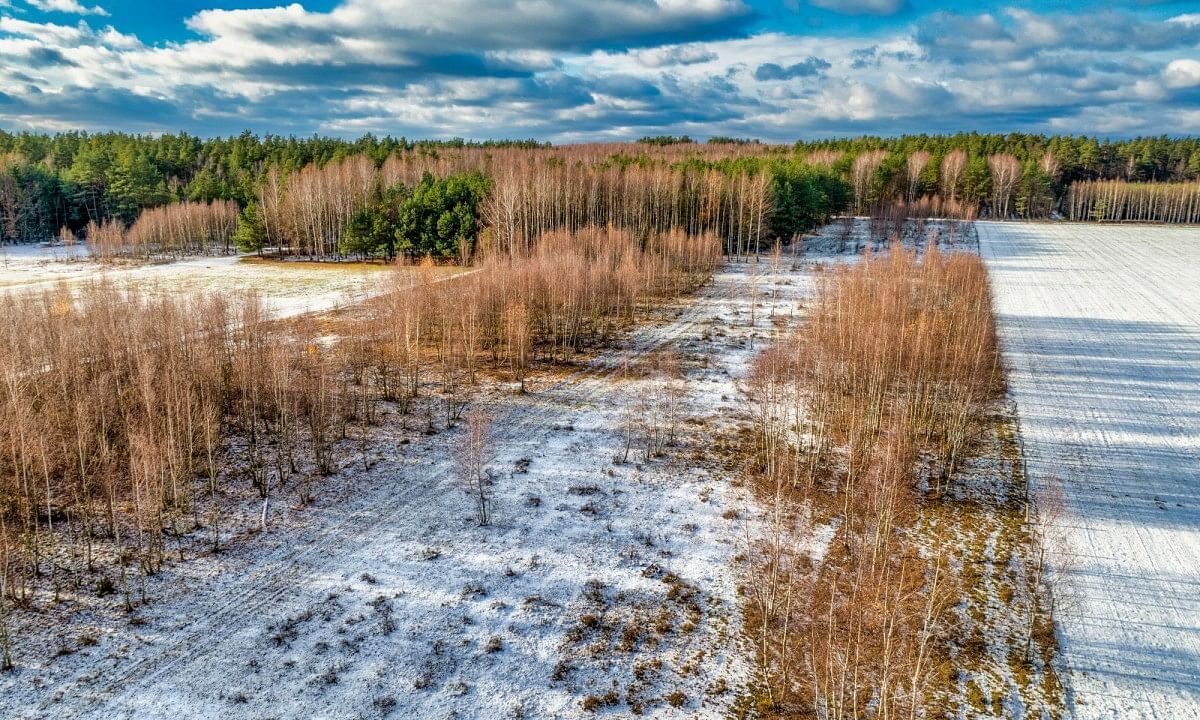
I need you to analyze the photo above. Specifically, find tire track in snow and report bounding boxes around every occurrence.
[17,267,742,718]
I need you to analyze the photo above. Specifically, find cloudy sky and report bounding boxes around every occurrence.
[0,0,1197,141]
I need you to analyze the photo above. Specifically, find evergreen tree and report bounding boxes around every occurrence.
[233,201,267,254]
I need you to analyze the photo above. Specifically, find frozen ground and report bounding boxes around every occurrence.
[0,246,397,319]
[800,215,977,255]
[0,257,815,719]
[979,222,1200,719]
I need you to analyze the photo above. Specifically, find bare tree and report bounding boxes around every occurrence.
[455,407,495,526]
[504,301,531,393]
[988,153,1021,218]
[1039,152,1060,181]
[941,149,967,205]
[906,151,931,203]
[851,150,887,214]
[0,533,13,671]
[1026,474,1068,660]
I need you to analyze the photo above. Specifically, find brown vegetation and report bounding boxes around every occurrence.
[850,150,887,215]
[86,200,238,261]
[741,244,1018,717]
[0,224,720,666]
[0,284,347,619]
[1066,180,1200,223]
[259,155,377,257]
[248,143,792,260]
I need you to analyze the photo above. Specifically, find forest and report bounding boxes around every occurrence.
[1,131,1198,256]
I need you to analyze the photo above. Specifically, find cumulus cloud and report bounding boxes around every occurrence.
[918,8,1195,64]
[25,0,109,16]
[0,0,1196,139]
[183,0,752,56]
[754,56,831,80]
[1164,59,1200,89]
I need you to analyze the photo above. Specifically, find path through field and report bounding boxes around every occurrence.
[2,259,807,719]
[979,222,1200,719]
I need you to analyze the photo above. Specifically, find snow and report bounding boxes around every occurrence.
[979,222,1200,719]
[0,256,818,719]
[0,248,396,319]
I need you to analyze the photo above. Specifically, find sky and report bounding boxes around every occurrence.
[0,0,1197,142]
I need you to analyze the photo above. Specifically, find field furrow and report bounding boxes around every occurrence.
[979,222,1200,720]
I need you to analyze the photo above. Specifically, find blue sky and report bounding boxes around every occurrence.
[1,0,1197,141]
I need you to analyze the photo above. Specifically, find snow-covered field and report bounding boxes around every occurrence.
[0,257,814,719]
[979,222,1200,719]
[0,246,398,319]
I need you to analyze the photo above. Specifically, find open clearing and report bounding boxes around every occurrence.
[979,222,1200,719]
[0,247,411,319]
[0,256,812,719]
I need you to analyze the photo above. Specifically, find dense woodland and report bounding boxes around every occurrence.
[1,131,1197,257]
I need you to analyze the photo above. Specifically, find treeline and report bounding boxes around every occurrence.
[4,130,1196,249]
[0,224,719,666]
[0,132,545,244]
[1066,180,1200,223]
[798,133,1200,185]
[797,133,1200,220]
[0,131,845,257]
[744,246,1014,715]
[485,151,846,258]
[235,146,844,260]
[243,153,492,260]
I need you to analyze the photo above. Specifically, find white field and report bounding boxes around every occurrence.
[0,246,396,319]
[0,257,814,719]
[979,222,1200,719]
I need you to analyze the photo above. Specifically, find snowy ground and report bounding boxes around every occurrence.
[979,222,1200,719]
[1,257,816,719]
[800,215,977,255]
[0,246,399,319]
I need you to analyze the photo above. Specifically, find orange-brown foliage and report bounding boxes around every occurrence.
[744,244,1002,717]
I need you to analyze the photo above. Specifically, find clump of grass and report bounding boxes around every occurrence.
[581,690,619,712]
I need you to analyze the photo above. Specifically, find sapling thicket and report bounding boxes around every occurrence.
[742,243,1006,716]
[0,216,722,667]
[0,282,354,652]
[84,200,237,261]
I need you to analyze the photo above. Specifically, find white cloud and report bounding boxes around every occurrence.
[635,44,717,67]
[25,0,109,16]
[1163,59,1200,89]
[0,0,1197,139]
